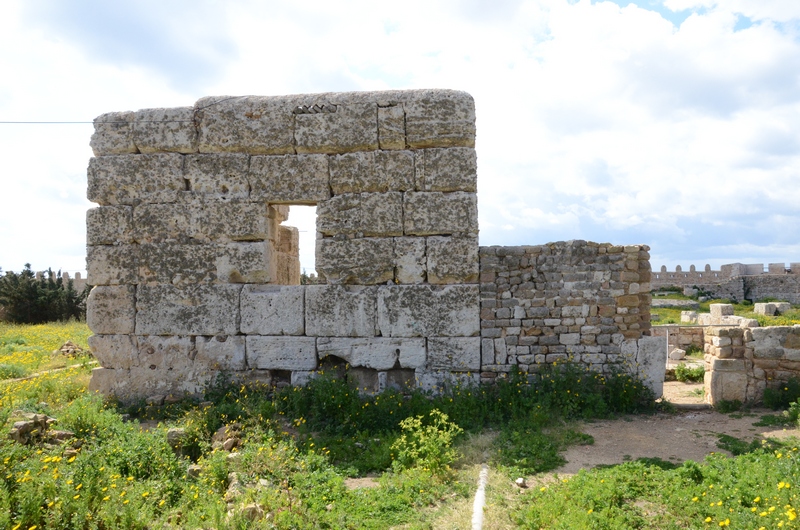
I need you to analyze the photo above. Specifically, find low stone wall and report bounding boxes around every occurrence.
[651,325,704,353]
[479,241,666,395]
[704,325,800,405]
[744,276,800,305]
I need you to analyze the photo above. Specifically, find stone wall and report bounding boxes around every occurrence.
[704,325,800,405]
[479,242,667,395]
[651,325,704,353]
[85,89,666,401]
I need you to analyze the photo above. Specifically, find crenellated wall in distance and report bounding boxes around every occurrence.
[85,89,664,402]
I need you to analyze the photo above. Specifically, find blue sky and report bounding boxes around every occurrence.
[1,0,799,276]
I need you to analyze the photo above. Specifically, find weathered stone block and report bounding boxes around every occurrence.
[135,336,194,371]
[240,285,305,335]
[404,192,478,236]
[216,242,274,283]
[317,337,424,370]
[427,337,481,371]
[87,154,184,205]
[426,236,479,284]
[274,252,301,285]
[710,303,734,317]
[378,105,405,149]
[134,200,269,243]
[415,148,477,192]
[403,89,476,148]
[316,238,394,285]
[184,154,250,199]
[132,107,197,154]
[246,336,317,370]
[135,284,240,335]
[754,303,777,316]
[137,242,272,285]
[415,369,479,393]
[87,286,136,335]
[88,334,137,370]
[329,150,415,194]
[195,336,246,371]
[87,245,137,285]
[305,285,377,337]
[132,202,193,243]
[87,206,133,245]
[195,95,296,155]
[377,285,479,337]
[249,154,330,203]
[88,367,120,396]
[317,193,403,237]
[706,367,747,404]
[635,336,667,397]
[90,111,137,156]
[295,102,378,154]
[394,237,426,284]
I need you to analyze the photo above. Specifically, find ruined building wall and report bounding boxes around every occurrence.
[85,89,664,401]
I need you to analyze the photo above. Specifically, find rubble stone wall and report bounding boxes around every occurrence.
[85,89,665,401]
[651,325,704,352]
[704,325,800,405]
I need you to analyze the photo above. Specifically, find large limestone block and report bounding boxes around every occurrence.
[195,95,296,155]
[246,336,317,370]
[137,242,273,285]
[195,336,246,371]
[88,334,137,370]
[132,107,197,154]
[415,148,477,192]
[428,337,481,371]
[87,285,136,335]
[87,245,137,285]
[377,285,480,337]
[426,236,479,284]
[754,303,776,316]
[133,200,269,243]
[706,363,748,404]
[317,192,403,237]
[710,304,734,318]
[90,111,137,156]
[378,105,406,149]
[317,337,425,370]
[403,90,475,149]
[415,370,480,393]
[305,285,377,337]
[240,285,305,335]
[135,284,241,335]
[249,154,330,203]
[403,192,478,236]
[87,206,133,245]
[184,154,250,199]
[275,225,300,255]
[135,336,195,371]
[316,238,394,285]
[132,202,193,243]
[295,101,378,154]
[87,154,184,206]
[394,237,426,284]
[88,367,120,396]
[275,252,301,285]
[329,151,415,194]
[635,336,668,398]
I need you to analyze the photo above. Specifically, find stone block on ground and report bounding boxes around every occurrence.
[87,286,136,335]
[195,95,296,155]
[377,285,479,337]
[135,284,241,335]
[426,236,479,284]
[87,206,133,245]
[246,336,317,371]
[90,111,137,156]
[775,302,791,314]
[317,338,425,370]
[680,311,698,324]
[710,303,734,318]
[87,154,184,205]
[249,154,330,203]
[316,238,394,285]
[132,107,197,154]
[634,336,667,398]
[403,192,478,236]
[240,285,305,335]
[403,89,476,149]
[305,285,377,337]
[668,348,686,360]
[427,337,481,371]
[415,147,477,192]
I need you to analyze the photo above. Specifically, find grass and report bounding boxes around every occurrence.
[651,297,800,326]
[2,322,800,529]
[0,321,92,379]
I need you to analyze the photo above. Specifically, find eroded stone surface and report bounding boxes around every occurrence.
[132,107,197,154]
[394,237,426,284]
[295,101,378,154]
[329,151,414,194]
[90,111,137,156]
[404,192,478,236]
[377,285,479,337]
[88,334,137,370]
[87,286,136,335]
[135,284,241,335]
[195,336,246,371]
[403,89,476,149]
[316,238,394,285]
[88,154,185,206]
[427,337,481,371]
[378,105,406,149]
[249,154,330,203]
[87,206,133,245]
[317,193,403,237]
[184,154,250,199]
[246,336,317,370]
[305,285,377,337]
[240,285,305,335]
[426,236,479,284]
[87,245,137,285]
[317,337,424,370]
[415,148,477,192]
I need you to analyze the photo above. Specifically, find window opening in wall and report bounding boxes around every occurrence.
[276,205,318,285]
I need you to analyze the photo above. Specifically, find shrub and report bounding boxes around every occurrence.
[675,363,705,383]
[0,265,88,324]
[763,379,800,410]
[391,409,463,477]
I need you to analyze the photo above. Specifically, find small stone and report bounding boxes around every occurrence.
[222,438,240,452]
[145,395,166,406]
[241,503,265,521]
[515,477,527,488]
[187,465,202,479]
[166,428,186,449]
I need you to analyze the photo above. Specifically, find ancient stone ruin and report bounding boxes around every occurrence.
[85,89,664,401]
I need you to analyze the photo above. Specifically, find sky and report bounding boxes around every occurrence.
[1,0,799,277]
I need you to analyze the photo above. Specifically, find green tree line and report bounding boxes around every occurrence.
[0,264,89,324]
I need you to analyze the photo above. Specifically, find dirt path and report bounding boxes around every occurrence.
[554,381,800,474]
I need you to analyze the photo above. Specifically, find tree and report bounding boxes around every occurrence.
[0,264,89,324]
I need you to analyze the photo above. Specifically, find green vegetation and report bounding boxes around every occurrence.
[651,295,800,326]
[675,363,705,383]
[0,264,89,324]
